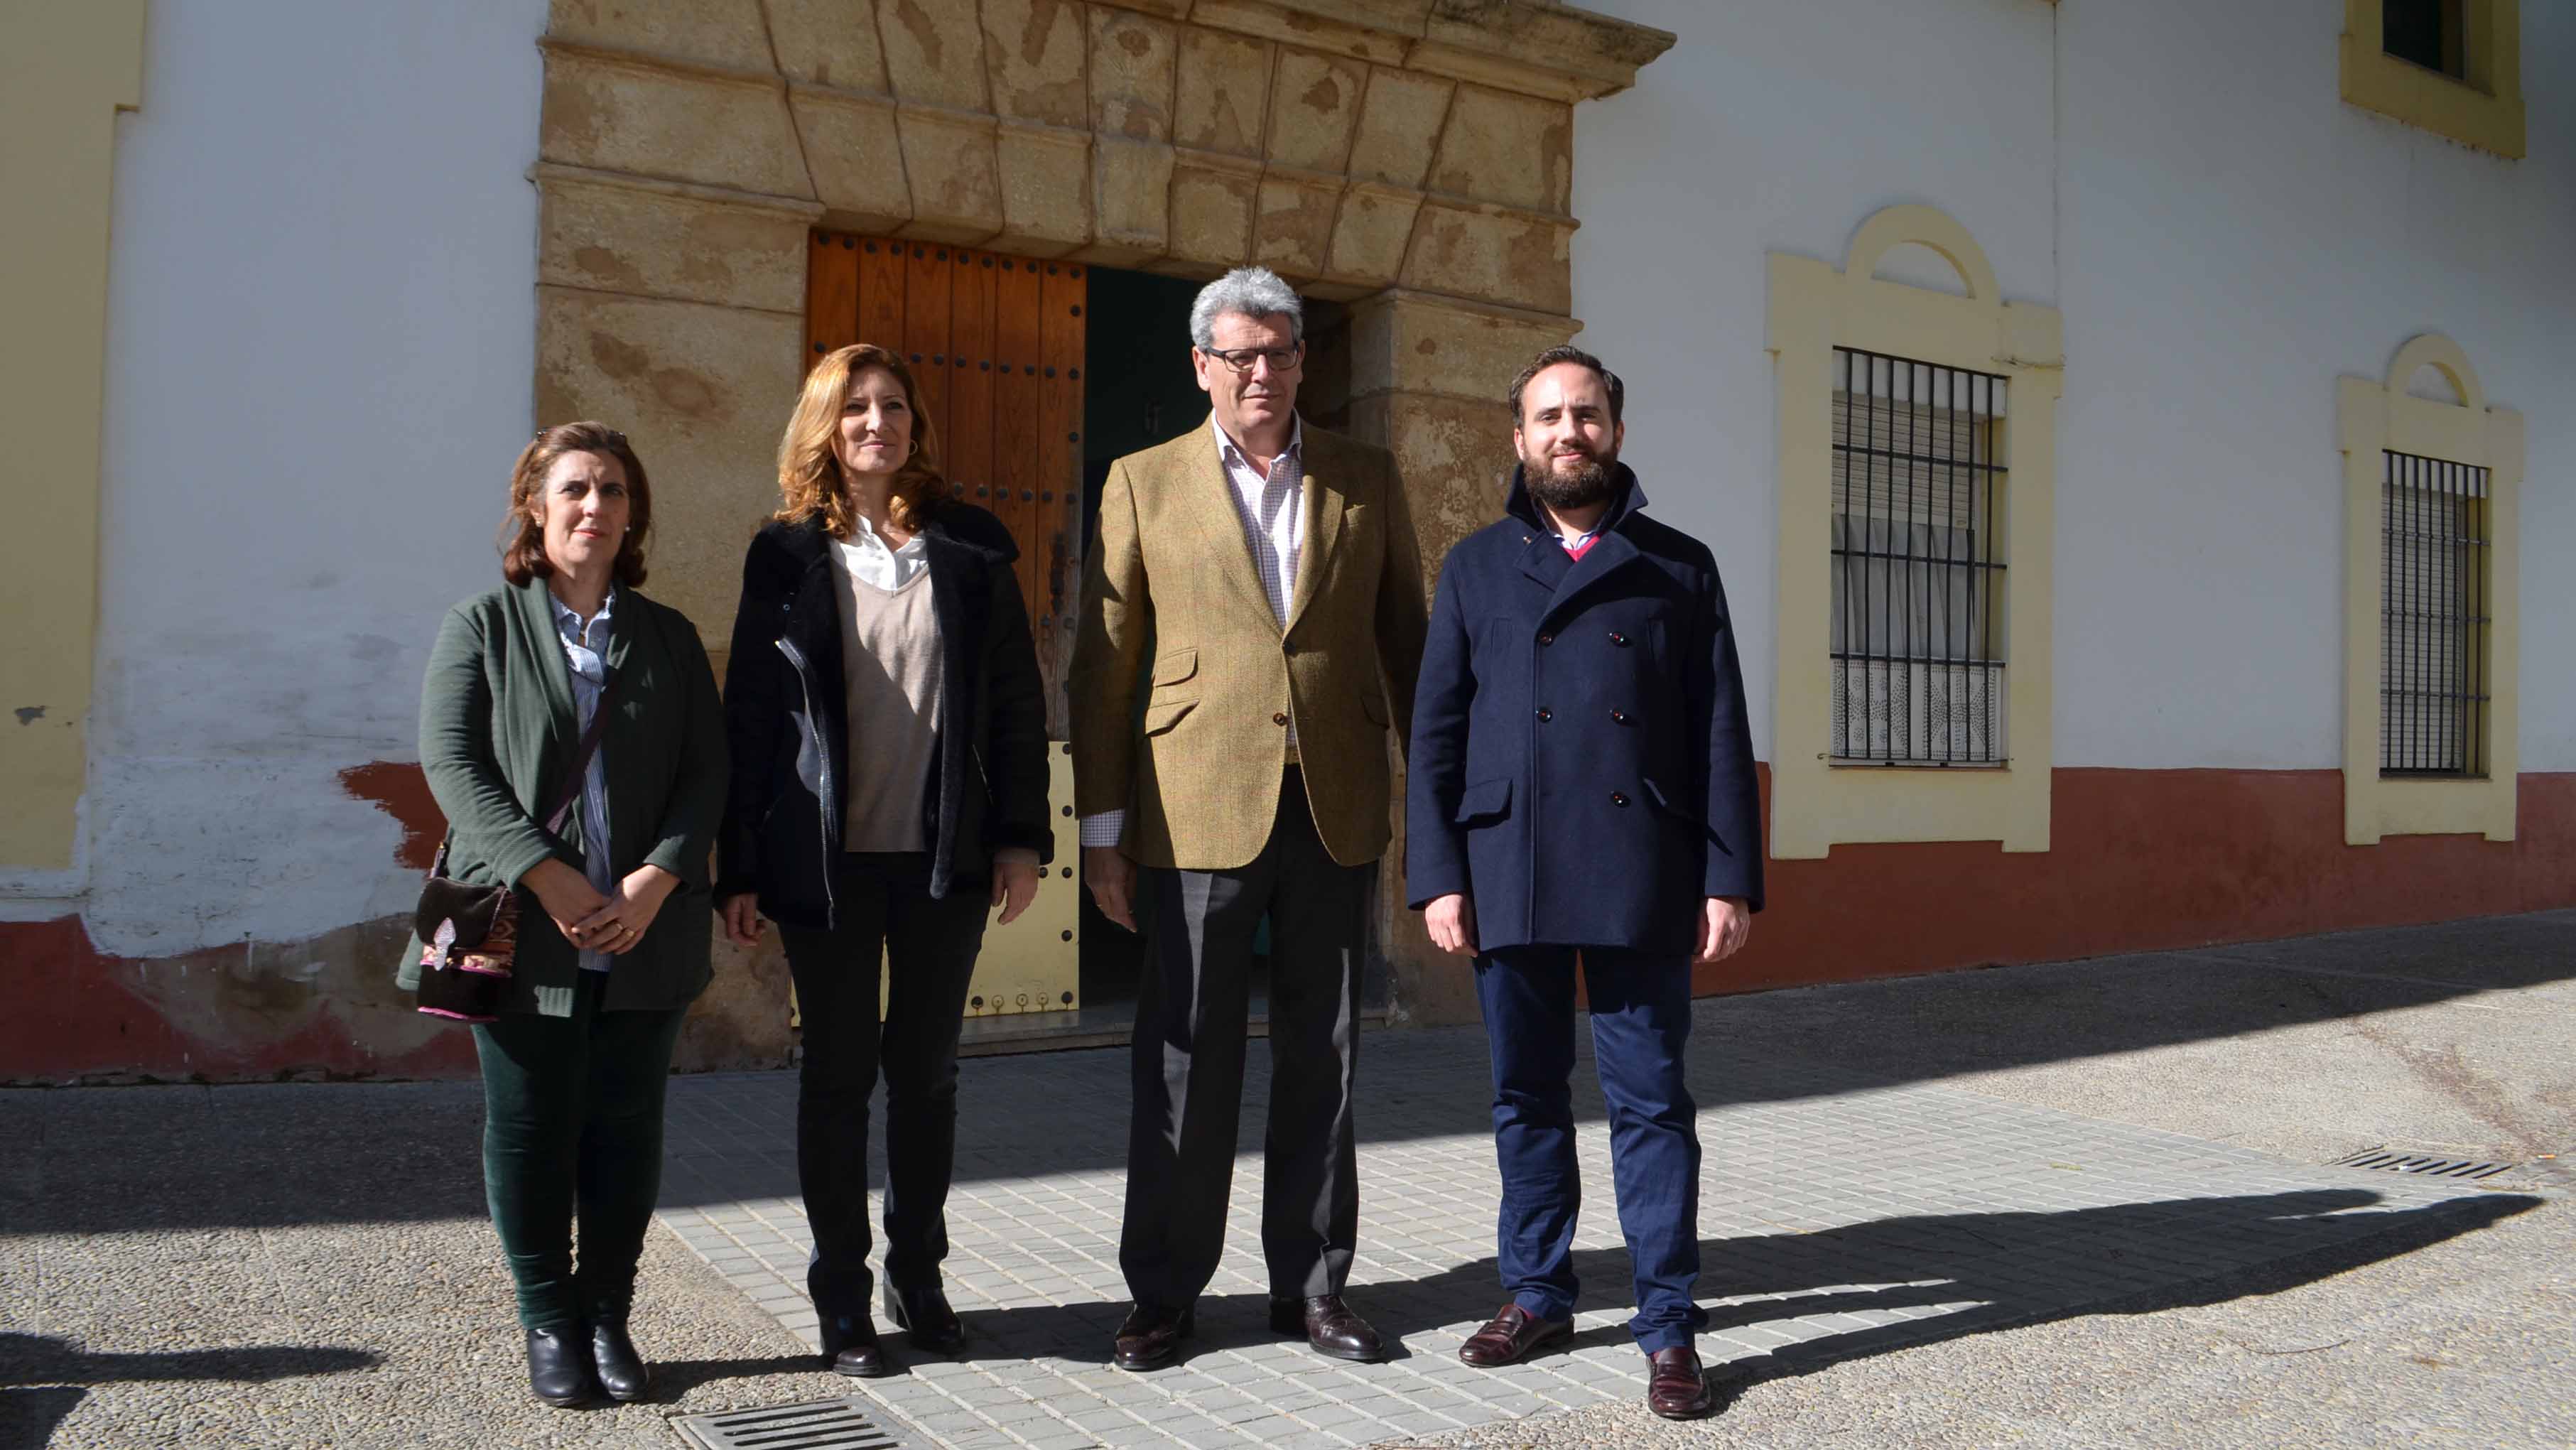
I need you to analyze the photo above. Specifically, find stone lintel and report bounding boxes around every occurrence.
[1347,286,1576,405]
[535,163,821,315]
[1086,0,1673,102]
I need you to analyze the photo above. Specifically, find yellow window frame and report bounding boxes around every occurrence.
[1767,205,2063,860]
[2341,0,2525,158]
[2339,334,2523,844]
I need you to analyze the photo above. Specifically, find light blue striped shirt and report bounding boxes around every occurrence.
[551,590,616,974]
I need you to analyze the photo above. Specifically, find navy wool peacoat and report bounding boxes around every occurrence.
[1405,465,1763,956]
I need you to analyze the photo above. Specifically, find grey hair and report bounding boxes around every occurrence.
[1189,266,1305,350]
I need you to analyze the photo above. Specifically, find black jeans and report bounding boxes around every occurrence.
[472,971,688,1332]
[777,852,990,1318]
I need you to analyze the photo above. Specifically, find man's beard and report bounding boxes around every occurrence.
[1523,446,1617,513]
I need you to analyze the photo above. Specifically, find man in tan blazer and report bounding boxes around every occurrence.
[1071,266,1428,1370]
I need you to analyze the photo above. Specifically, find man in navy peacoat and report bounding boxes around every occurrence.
[1406,346,1762,1422]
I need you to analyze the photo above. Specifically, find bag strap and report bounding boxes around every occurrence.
[427,668,622,876]
[538,666,621,838]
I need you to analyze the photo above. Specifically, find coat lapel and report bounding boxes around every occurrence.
[511,576,579,752]
[1285,426,1344,632]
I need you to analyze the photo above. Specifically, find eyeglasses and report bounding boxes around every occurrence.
[1201,345,1302,374]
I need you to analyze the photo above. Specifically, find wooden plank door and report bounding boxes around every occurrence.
[803,231,1086,740]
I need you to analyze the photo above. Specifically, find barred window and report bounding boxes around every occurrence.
[2381,450,2489,777]
[1830,348,2007,765]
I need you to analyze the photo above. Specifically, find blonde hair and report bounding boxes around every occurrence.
[774,344,949,539]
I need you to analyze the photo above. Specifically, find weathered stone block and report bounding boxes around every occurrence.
[1429,85,1569,214]
[1400,200,1570,313]
[896,107,1006,243]
[1174,26,1272,158]
[1345,65,1451,190]
[1266,47,1364,173]
[791,85,913,232]
[1253,171,1340,277]
[1081,136,1174,262]
[1089,7,1178,142]
[678,931,794,1071]
[1324,180,1419,286]
[877,0,990,111]
[997,123,1093,255]
[542,45,813,199]
[1168,151,1260,268]
[538,166,818,315]
[548,0,775,73]
[535,287,801,637]
[764,0,890,92]
[1348,289,1573,405]
[1187,0,1409,67]
[981,0,1089,126]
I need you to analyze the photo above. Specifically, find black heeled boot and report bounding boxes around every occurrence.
[884,1284,968,1355]
[589,1319,652,1402]
[524,1326,597,1407]
[818,1311,891,1377]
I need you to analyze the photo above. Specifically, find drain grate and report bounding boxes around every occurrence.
[2334,1148,2517,1181]
[671,1395,920,1450]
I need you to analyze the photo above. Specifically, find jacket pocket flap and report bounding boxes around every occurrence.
[1144,697,1196,735]
[1639,776,1700,822]
[1153,648,1198,687]
[1454,777,1512,825]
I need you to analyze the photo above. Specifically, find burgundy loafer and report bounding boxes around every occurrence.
[1457,1304,1574,1368]
[1645,1345,1714,1419]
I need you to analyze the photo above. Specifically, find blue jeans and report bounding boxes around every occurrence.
[1473,946,1706,1351]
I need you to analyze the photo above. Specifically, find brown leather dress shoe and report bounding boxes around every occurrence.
[1645,1345,1714,1419]
[1111,1304,1194,1372]
[1457,1304,1574,1367]
[1267,1294,1384,1362]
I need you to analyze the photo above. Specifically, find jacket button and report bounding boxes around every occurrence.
[1611,791,1630,806]
[1272,712,1289,726]
[1611,709,1630,724]
[1609,631,1629,646]
[1537,632,1554,646]
[1535,708,1552,723]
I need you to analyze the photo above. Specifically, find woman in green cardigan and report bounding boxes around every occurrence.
[404,421,725,1407]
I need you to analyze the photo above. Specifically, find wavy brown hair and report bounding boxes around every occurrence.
[774,344,949,539]
[501,421,652,588]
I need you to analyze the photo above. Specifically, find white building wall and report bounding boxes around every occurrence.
[64,0,549,953]
[1573,0,2576,773]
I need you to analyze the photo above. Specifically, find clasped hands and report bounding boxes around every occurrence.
[525,859,680,956]
[1426,892,1752,966]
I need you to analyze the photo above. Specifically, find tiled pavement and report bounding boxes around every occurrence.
[654,1007,2509,1450]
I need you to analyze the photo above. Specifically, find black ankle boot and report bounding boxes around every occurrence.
[884,1284,968,1355]
[524,1326,596,1407]
[589,1320,651,1402]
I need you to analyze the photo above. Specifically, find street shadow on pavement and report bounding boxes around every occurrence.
[857,1186,2537,1383]
[0,1333,379,1450]
[1406,1188,2539,1402]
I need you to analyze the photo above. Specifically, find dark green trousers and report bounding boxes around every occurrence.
[472,972,688,1331]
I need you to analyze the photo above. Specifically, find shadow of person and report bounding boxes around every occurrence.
[0,1334,379,1450]
[1354,1186,2539,1400]
[649,1352,839,1397]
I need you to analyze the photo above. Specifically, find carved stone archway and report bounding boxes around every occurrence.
[531,0,1673,1044]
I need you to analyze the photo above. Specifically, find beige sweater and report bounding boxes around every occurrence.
[828,553,944,853]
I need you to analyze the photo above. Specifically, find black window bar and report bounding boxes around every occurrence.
[2381,450,2490,778]
[1830,347,2008,765]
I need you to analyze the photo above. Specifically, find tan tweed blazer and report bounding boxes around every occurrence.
[1069,417,1429,870]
